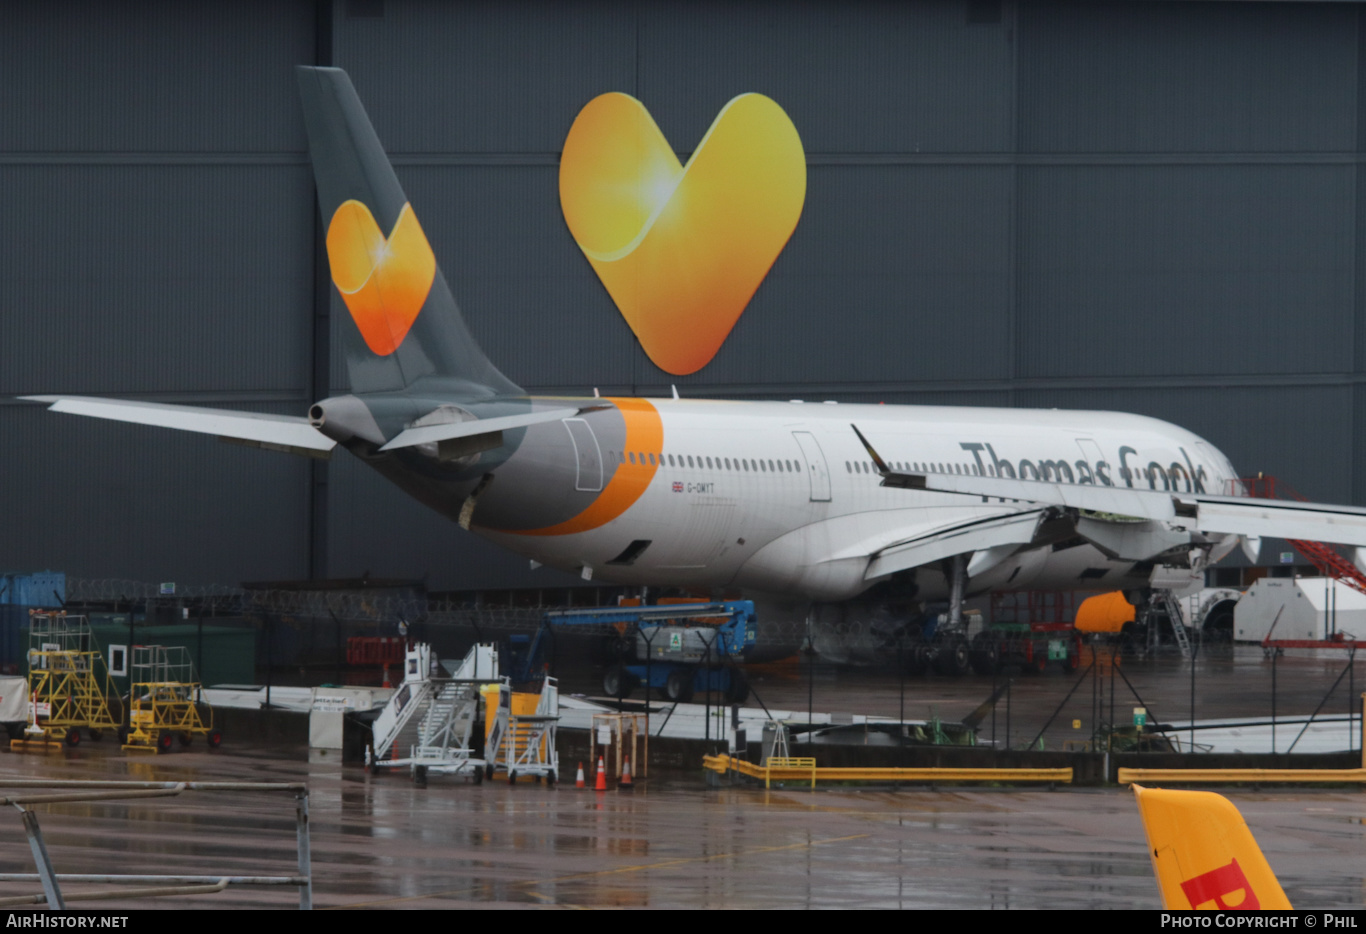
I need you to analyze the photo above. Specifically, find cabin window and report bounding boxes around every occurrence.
[629,452,636,464]
[648,453,656,465]
[687,455,695,468]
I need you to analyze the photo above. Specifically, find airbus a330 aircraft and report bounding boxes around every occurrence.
[25,67,1366,654]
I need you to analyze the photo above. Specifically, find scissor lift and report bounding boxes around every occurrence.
[15,611,122,750]
[122,646,221,753]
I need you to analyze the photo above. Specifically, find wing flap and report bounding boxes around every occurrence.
[22,395,335,456]
[865,509,1045,580]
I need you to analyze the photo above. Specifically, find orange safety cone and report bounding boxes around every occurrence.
[594,755,607,791]
[381,664,392,689]
[619,755,634,791]
[575,761,586,788]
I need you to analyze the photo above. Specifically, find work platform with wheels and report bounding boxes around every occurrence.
[14,610,122,751]
[121,645,220,753]
[504,601,758,704]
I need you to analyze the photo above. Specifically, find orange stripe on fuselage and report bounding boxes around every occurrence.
[510,397,662,536]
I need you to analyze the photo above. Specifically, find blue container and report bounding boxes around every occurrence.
[0,572,65,608]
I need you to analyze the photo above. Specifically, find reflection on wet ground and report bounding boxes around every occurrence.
[0,743,1362,909]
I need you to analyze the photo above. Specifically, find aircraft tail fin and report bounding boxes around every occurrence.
[295,66,523,401]
[1132,784,1291,910]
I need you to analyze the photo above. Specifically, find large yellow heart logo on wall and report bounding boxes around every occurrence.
[560,93,806,375]
[327,200,437,356]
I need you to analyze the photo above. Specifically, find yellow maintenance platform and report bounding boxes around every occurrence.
[122,645,221,754]
[14,610,122,750]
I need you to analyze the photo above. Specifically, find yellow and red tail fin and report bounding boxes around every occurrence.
[1132,784,1291,910]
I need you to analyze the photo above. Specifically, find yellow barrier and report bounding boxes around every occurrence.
[704,754,1073,786]
[765,757,816,789]
[1119,767,1366,784]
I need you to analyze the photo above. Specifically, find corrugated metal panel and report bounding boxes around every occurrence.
[640,0,1012,154]
[0,0,313,153]
[335,0,635,154]
[0,165,314,395]
[1012,385,1354,505]
[1019,2,1357,154]
[662,164,1012,388]
[1016,164,1355,379]
[0,405,310,583]
[325,453,582,590]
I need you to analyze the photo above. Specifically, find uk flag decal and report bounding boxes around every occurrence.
[672,481,684,493]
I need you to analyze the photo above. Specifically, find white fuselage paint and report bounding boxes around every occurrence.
[478,399,1238,602]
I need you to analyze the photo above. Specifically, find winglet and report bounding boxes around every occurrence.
[850,424,926,490]
[1132,784,1291,910]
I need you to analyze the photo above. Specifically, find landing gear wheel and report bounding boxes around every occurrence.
[473,766,484,785]
[485,763,494,780]
[935,638,971,677]
[207,729,223,749]
[665,668,695,703]
[178,732,193,747]
[547,770,556,788]
[899,643,926,676]
[65,729,80,747]
[508,770,517,786]
[117,726,129,745]
[156,732,173,752]
[602,664,637,699]
[969,635,1000,676]
[724,671,750,704]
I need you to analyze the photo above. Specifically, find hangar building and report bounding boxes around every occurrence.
[3,0,1363,592]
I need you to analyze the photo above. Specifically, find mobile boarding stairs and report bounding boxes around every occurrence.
[367,642,561,785]
[367,642,500,781]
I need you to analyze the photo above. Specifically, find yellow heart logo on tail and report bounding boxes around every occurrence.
[560,93,806,375]
[326,200,436,356]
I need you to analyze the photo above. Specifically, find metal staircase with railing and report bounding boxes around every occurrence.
[367,642,501,782]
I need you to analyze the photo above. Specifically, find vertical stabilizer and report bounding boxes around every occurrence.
[296,66,523,401]
[1132,784,1291,910]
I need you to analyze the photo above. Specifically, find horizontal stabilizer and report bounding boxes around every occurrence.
[21,396,335,458]
[852,424,1366,548]
[378,407,589,452]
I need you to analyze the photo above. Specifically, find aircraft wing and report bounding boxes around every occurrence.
[865,508,1046,580]
[852,424,1366,547]
[21,395,335,458]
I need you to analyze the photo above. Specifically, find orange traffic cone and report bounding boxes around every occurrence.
[619,755,634,791]
[575,762,586,788]
[594,755,607,791]
[381,664,392,689]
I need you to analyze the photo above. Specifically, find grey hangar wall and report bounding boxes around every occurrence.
[2,0,1362,591]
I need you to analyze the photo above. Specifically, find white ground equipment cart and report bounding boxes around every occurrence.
[367,642,500,785]
[485,677,561,786]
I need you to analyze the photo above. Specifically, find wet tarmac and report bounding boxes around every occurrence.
[0,644,1362,910]
[0,742,1362,909]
